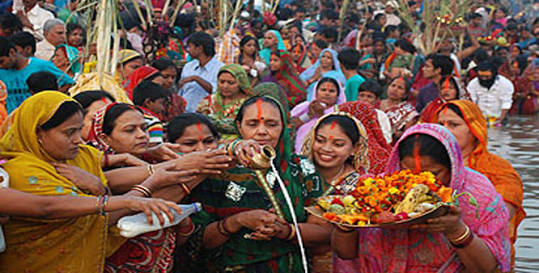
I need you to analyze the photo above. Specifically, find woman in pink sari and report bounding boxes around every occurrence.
[291,76,346,152]
[332,123,510,273]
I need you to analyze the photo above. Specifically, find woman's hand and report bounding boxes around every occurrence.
[52,163,107,195]
[410,205,466,240]
[308,100,326,118]
[113,195,182,226]
[227,209,288,240]
[168,149,232,175]
[144,162,201,190]
[146,142,181,161]
[233,140,262,167]
[106,153,148,167]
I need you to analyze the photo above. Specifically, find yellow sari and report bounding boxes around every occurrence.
[0,91,119,272]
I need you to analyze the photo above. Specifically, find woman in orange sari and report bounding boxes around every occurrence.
[435,100,525,268]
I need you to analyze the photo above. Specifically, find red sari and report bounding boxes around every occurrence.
[339,101,392,175]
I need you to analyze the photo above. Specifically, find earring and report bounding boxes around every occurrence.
[38,139,43,145]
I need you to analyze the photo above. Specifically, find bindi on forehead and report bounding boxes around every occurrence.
[256,98,264,121]
[196,122,203,141]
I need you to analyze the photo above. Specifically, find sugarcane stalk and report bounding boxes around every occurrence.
[337,0,350,44]
[228,0,243,32]
[169,0,186,27]
[129,0,148,30]
[162,0,172,18]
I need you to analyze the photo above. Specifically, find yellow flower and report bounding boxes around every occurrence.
[363,178,374,186]
[388,187,400,195]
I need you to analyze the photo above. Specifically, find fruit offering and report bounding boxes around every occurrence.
[317,170,453,226]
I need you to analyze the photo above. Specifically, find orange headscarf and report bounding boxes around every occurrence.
[434,100,525,264]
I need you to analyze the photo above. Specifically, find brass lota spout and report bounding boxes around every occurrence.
[247,145,284,218]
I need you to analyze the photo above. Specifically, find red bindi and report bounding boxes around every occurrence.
[330,120,337,130]
[196,122,203,141]
[413,138,421,173]
[256,98,263,121]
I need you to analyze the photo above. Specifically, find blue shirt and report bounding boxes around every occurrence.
[0,57,74,113]
[344,74,366,102]
[178,55,223,113]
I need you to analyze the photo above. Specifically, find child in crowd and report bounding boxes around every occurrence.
[357,80,392,144]
[132,81,169,146]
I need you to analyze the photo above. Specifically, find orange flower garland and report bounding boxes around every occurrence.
[321,170,453,225]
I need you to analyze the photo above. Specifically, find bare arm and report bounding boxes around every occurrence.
[331,227,359,259]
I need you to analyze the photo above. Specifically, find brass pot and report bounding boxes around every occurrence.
[247,145,276,170]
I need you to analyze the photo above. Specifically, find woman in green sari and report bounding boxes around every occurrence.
[197,64,252,142]
[187,82,331,272]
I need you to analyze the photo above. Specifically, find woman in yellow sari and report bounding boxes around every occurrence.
[0,91,181,272]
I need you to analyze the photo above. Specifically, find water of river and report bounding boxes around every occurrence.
[487,115,539,273]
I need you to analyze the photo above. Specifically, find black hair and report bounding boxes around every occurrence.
[472,49,489,64]
[384,25,398,37]
[374,13,386,22]
[235,96,283,125]
[319,27,338,41]
[66,23,86,43]
[102,103,141,135]
[337,47,360,70]
[132,81,170,106]
[440,103,464,120]
[317,77,339,90]
[469,12,482,20]
[323,9,339,20]
[398,133,451,169]
[426,53,454,76]
[239,35,260,61]
[276,8,294,20]
[11,31,36,54]
[166,113,220,143]
[26,71,59,94]
[73,90,116,111]
[316,115,360,145]
[359,80,383,98]
[0,36,15,57]
[477,61,496,74]
[40,101,83,131]
[0,13,23,34]
[152,58,177,72]
[394,39,416,54]
[188,31,216,56]
[439,76,460,98]
[313,39,328,50]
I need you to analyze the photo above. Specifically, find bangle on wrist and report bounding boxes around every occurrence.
[286,224,297,241]
[180,183,191,195]
[98,195,109,215]
[449,224,470,244]
[131,184,153,197]
[217,218,232,237]
[450,231,474,248]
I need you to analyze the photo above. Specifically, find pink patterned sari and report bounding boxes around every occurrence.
[334,123,511,273]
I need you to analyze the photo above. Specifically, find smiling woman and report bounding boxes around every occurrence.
[183,83,332,272]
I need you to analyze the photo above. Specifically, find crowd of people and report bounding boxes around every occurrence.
[0,0,536,272]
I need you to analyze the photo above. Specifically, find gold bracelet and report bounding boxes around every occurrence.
[132,184,153,197]
[450,225,470,244]
[180,183,191,195]
[286,224,296,240]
